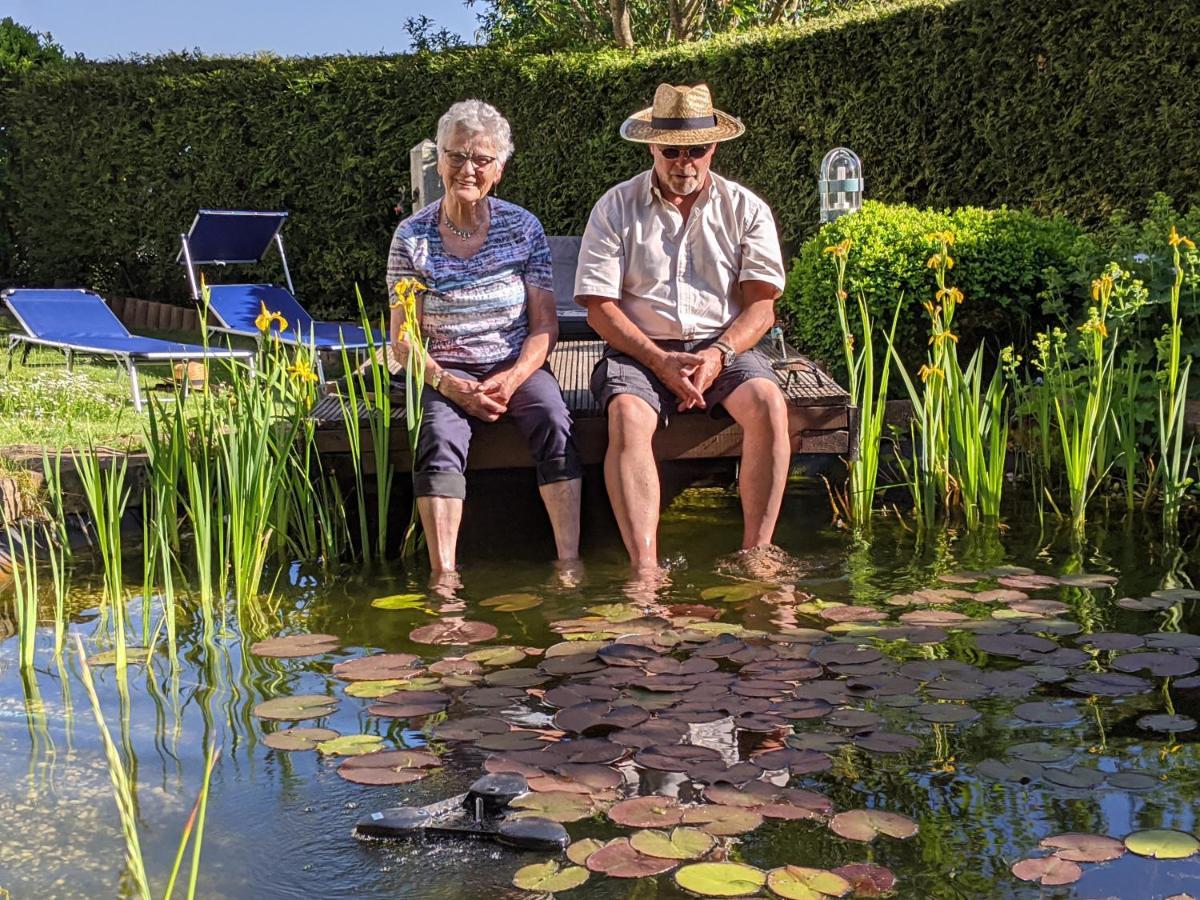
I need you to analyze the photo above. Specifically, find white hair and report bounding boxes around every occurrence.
[436,100,514,165]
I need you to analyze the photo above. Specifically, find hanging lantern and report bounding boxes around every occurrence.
[819,147,863,223]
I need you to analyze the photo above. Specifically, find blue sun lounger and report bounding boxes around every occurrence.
[2,288,256,411]
[178,209,384,382]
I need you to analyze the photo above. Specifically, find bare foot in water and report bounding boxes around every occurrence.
[551,558,586,590]
[428,570,464,611]
[717,544,805,582]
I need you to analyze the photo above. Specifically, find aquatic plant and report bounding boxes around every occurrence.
[946,346,1009,526]
[391,277,429,558]
[74,446,132,670]
[824,238,900,529]
[1157,225,1197,533]
[9,523,40,670]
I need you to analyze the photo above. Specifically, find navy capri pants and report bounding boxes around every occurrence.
[413,361,581,500]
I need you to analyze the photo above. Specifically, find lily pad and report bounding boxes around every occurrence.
[830,864,896,897]
[586,838,678,878]
[1124,829,1200,859]
[481,593,543,612]
[316,734,385,756]
[345,679,413,698]
[829,809,918,842]
[1013,701,1081,725]
[608,796,684,828]
[466,646,528,666]
[679,805,764,836]
[1039,833,1126,863]
[371,593,430,611]
[566,837,606,865]
[262,727,339,751]
[250,633,340,658]
[332,653,421,682]
[337,750,440,785]
[509,790,596,823]
[252,694,338,721]
[1138,714,1198,733]
[699,582,776,603]
[512,860,589,892]
[766,866,851,899]
[675,862,766,897]
[1112,651,1198,677]
[410,619,498,645]
[629,827,715,860]
[1010,856,1081,886]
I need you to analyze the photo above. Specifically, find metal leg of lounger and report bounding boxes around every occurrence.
[65,349,74,372]
[316,352,326,386]
[5,336,16,373]
[126,357,144,413]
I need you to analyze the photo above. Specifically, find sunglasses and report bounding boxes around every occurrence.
[659,144,712,159]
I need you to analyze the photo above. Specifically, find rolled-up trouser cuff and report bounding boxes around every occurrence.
[413,470,467,500]
[536,451,582,487]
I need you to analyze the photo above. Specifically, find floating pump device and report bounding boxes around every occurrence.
[354,773,569,851]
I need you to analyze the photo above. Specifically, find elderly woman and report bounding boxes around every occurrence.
[387,99,582,574]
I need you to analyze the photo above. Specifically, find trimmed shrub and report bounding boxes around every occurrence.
[0,0,1197,315]
[779,201,1094,374]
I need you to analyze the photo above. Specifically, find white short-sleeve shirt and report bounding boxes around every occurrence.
[573,169,786,340]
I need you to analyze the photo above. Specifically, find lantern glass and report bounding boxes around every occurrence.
[819,147,863,223]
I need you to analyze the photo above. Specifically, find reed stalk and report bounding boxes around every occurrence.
[1158,225,1197,533]
[10,523,39,671]
[75,447,132,671]
[946,347,1009,526]
[391,278,429,559]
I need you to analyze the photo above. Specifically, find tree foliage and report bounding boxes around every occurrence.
[0,17,66,74]
[467,0,867,49]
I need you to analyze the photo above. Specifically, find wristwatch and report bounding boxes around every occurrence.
[712,340,736,368]
[429,369,445,393]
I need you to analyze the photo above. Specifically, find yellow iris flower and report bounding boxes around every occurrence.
[925,230,955,246]
[929,329,958,348]
[936,286,964,305]
[288,355,319,384]
[1168,224,1196,251]
[823,238,852,259]
[254,301,288,334]
[918,364,945,382]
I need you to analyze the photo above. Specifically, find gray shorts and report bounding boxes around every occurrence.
[590,338,780,426]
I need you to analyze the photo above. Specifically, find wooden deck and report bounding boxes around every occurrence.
[310,235,854,471]
[311,335,853,471]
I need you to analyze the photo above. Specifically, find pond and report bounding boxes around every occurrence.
[3,479,1200,899]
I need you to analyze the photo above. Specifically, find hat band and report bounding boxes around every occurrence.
[649,113,718,131]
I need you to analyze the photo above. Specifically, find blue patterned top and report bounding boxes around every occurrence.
[386,197,553,366]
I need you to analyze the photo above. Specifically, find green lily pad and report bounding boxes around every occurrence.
[1124,829,1200,859]
[566,838,607,865]
[481,593,543,612]
[629,827,714,860]
[585,603,644,621]
[675,862,766,897]
[829,809,918,842]
[512,860,589,892]
[316,734,385,756]
[345,679,413,698]
[252,694,338,721]
[1010,856,1081,886]
[465,646,527,666]
[766,866,851,899]
[509,790,596,823]
[250,633,341,658]
[699,582,776,603]
[371,593,432,611]
[262,727,339,751]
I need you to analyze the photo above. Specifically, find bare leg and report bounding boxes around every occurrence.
[417,496,463,574]
[722,379,791,548]
[605,394,661,571]
[538,477,582,560]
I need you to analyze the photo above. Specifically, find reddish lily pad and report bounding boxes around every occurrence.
[1010,856,1081,886]
[608,796,685,828]
[566,837,606,865]
[332,653,422,682]
[679,805,764,836]
[410,619,498,645]
[829,810,918,842]
[830,864,896,897]
[1038,833,1126,863]
[586,838,678,878]
[250,633,340,658]
[337,750,441,785]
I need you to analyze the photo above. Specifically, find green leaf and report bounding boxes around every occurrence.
[480,592,543,612]
[1124,829,1200,859]
[512,860,589,892]
[371,593,432,611]
[316,734,385,756]
[766,866,851,899]
[629,827,715,860]
[675,862,767,897]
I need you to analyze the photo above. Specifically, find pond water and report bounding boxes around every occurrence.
[3,479,1200,899]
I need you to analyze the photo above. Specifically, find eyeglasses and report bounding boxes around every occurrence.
[659,145,712,160]
[443,150,498,170]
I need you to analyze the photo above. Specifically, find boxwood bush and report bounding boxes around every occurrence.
[778,201,1095,375]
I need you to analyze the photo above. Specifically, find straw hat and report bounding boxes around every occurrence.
[620,83,745,145]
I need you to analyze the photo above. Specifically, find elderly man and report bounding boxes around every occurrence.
[574,83,791,572]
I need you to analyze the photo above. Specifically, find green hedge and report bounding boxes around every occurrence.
[780,201,1095,373]
[1,0,1198,317]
